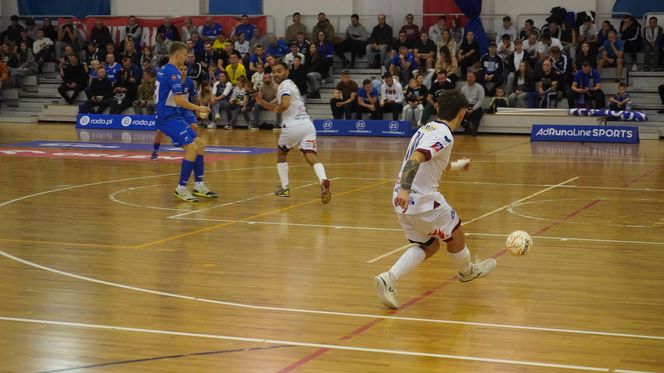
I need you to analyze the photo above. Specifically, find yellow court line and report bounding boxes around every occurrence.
[135,180,392,249]
[0,238,134,250]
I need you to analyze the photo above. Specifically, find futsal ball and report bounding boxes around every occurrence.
[506,230,533,256]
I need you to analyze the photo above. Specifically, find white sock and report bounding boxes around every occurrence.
[448,246,472,275]
[388,246,426,282]
[194,181,205,188]
[277,162,289,188]
[313,163,327,183]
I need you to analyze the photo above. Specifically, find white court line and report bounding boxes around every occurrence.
[108,184,191,212]
[366,176,580,263]
[1,249,662,342]
[0,316,654,373]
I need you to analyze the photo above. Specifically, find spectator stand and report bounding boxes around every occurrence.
[405,13,510,43]
[287,14,393,41]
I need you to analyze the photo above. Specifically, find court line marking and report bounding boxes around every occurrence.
[1,249,662,342]
[0,238,134,250]
[366,176,580,263]
[0,316,654,373]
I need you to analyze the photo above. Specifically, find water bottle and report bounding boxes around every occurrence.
[625,102,632,111]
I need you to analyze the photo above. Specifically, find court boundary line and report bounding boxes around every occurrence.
[0,316,653,373]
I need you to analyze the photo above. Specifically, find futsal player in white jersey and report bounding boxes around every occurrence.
[253,61,331,204]
[375,90,496,309]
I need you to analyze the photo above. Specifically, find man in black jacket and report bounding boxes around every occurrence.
[79,67,113,114]
[110,57,139,114]
[89,19,113,50]
[58,54,88,104]
[366,14,393,69]
[289,55,307,95]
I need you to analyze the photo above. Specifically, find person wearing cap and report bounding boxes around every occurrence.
[330,70,358,119]
[335,14,369,69]
[284,42,305,69]
[286,12,307,42]
[478,41,504,96]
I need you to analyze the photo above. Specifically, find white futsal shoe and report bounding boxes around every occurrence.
[457,258,497,282]
[375,272,399,309]
[174,186,199,203]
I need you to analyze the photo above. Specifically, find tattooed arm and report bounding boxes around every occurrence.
[394,151,427,212]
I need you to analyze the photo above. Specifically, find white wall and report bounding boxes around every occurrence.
[489,0,596,28]
[1,0,19,17]
[110,0,201,16]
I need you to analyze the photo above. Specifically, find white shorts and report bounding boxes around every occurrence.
[278,120,317,153]
[397,201,461,245]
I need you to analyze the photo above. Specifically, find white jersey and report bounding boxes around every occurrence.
[393,120,454,215]
[278,79,310,125]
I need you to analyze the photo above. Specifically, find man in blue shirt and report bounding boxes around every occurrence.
[598,30,624,82]
[104,54,122,84]
[232,15,256,42]
[156,41,217,202]
[568,61,605,108]
[390,46,418,85]
[356,79,381,119]
[201,16,223,43]
[478,41,504,96]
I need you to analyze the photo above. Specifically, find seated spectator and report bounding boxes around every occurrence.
[438,29,458,58]
[544,22,562,40]
[450,17,464,45]
[286,12,307,42]
[575,41,597,71]
[390,46,418,84]
[186,51,205,86]
[460,71,484,136]
[225,53,247,85]
[79,67,113,114]
[223,75,251,130]
[294,32,311,57]
[357,78,381,119]
[251,63,265,90]
[211,32,229,52]
[421,70,452,124]
[289,56,308,94]
[249,27,268,53]
[414,31,436,70]
[219,41,241,67]
[400,14,420,45]
[429,16,447,45]
[598,20,615,46]
[157,17,179,42]
[458,31,480,77]
[57,45,76,75]
[90,19,113,49]
[537,31,563,61]
[41,17,57,42]
[58,54,87,104]
[153,33,171,66]
[608,82,631,111]
[1,15,24,44]
[251,73,280,129]
[105,42,120,62]
[508,61,535,108]
[568,61,605,108]
[390,31,413,66]
[577,16,598,55]
[17,29,34,50]
[141,58,159,78]
[497,34,514,61]
[190,31,205,58]
[132,70,155,115]
[312,13,335,42]
[619,15,641,71]
[519,19,540,40]
[1,43,19,69]
[104,54,121,84]
[11,41,36,88]
[264,55,278,74]
[181,18,197,44]
[529,59,560,108]
[87,60,100,85]
[559,21,577,55]
[234,32,251,64]
[201,16,223,44]
[249,45,267,73]
[55,18,80,60]
[495,16,517,45]
[120,38,141,66]
[380,72,404,121]
[110,57,140,114]
[504,39,529,94]
[210,71,233,127]
[643,17,663,71]
[598,30,624,82]
[200,42,220,72]
[658,81,664,113]
[335,14,369,69]
[330,70,358,119]
[306,32,334,98]
[265,36,289,60]
[548,46,571,95]
[32,29,54,73]
[524,32,539,67]
[0,60,8,105]
[489,86,509,113]
[435,46,459,85]
[125,15,142,49]
[478,41,504,96]
[366,14,393,69]
[401,77,427,126]
[207,64,220,84]
[232,15,256,42]
[284,42,305,69]
[84,43,102,65]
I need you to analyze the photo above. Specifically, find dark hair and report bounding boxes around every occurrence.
[618,82,627,88]
[274,61,289,70]
[437,90,469,121]
[382,72,393,79]
[362,79,372,86]
[582,61,591,67]
[438,15,446,21]
[437,69,447,75]
[294,55,302,61]
[440,46,452,65]
[650,16,658,22]
[241,14,249,18]
[526,19,534,25]
[293,12,301,16]
[501,33,511,41]
[169,41,187,55]
[351,14,359,20]
[503,16,511,22]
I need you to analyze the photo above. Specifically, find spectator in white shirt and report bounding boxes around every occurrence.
[495,16,517,45]
[428,16,447,45]
[234,32,251,63]
[537,32,563,61]
[33,29,54,73]
[283,42,305,69]
[380,72,404,120]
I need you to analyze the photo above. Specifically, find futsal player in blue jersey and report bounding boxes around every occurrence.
[155,41,217,203]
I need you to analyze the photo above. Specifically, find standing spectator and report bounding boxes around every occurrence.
[508,61,534,108]
[414,31,436,70]
[251,73,280,129]
[450,17,464,45]
[1,15,24,43]
[495,16,517,45]
[429,16,447,45]
[366,14,393,69]
[575,41,597,71]
[598,30,624,82]
[530,59,560,108]
[78,67,112,114]
[380,72,404,120]
[210,71,233,127]
[608,82,631,111]
[289,56,308,94]
[401,76,427,126]
[519,19,539,40]
[234,33,251,64]
[104,54,121,84]
[458,31,480,77]
[335,14,369,69]
[460,71,484,136]
[438,29,458,58]
[223,75,250,130]
[11,41,36,88]
[109,57,140,114]
[568,61,604,108]
[232,15,256,42]
[400,14,420,45]
[286,12,307,42]
[57,54,87,104]
[620,15,642,71]
[284,43,305,69]
[133,70,155,115]
[390,46,418,83]
[312,13,335,42]
[357,78,381,119]
[153,33,172,66]
[125,15,142,49]
[435,46,459,85]
[89,19,113,50]
[249,45,267,73]
[578,16,598,54]
[84,43,101,65]
[644,17,663,71]
[330,70,357,119]
[478,41,504,96]
[225,53,247,85]
[265,36,289,59]
[421,70,452,124]
[158,17,179,42]
[181,18,197,44]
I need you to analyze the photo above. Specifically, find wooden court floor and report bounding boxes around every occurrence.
[0,123,663,372]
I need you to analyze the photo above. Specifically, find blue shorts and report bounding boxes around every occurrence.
[182,110,197,126]
[157,117,197,147]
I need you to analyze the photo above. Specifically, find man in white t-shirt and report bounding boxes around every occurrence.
[374,90,496,309]
[283,42,305,69]
[253,61,331,204]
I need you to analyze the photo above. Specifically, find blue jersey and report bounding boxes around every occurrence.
[182,77,198,103]
[105,63,122,83]
[155,63,184,121]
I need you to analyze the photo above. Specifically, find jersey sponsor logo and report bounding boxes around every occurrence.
[431,141,445,152]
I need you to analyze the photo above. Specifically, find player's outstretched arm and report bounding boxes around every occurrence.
[254,93,290,113]
[394,151,427,213]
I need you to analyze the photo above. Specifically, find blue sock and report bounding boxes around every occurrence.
[179,159,195,186]
[194,155,204,182]
[153,142,160,151]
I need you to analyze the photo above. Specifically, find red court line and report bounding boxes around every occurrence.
[623,165,662,187]
[276,197,606,372]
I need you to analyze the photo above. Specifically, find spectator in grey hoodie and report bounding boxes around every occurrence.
[460,71,485,136]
